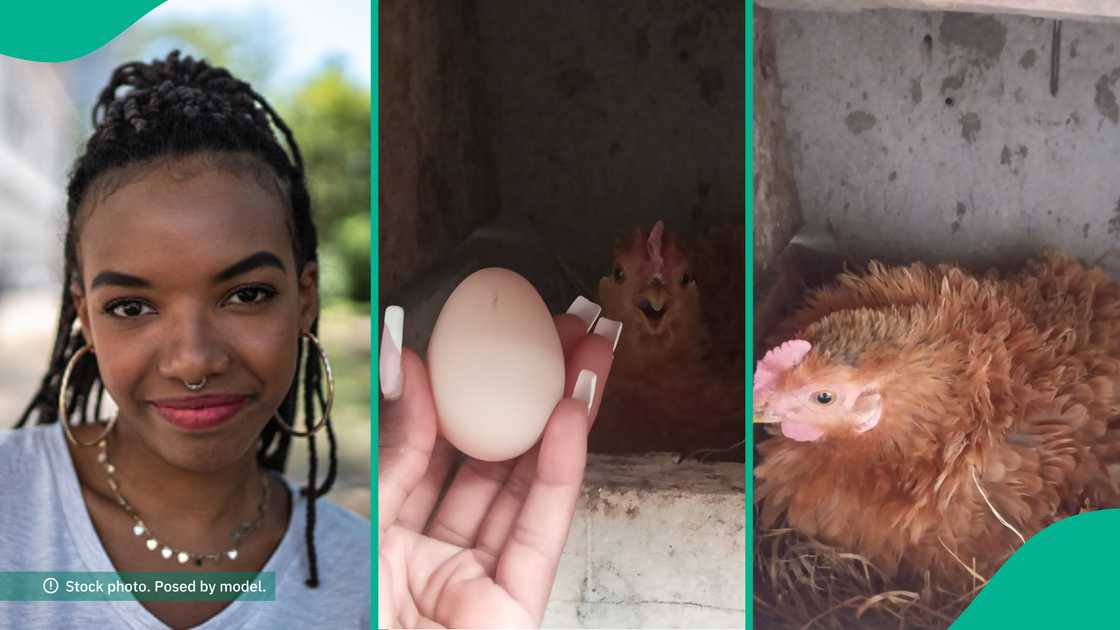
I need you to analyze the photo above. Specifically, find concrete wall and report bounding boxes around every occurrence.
[772,9,1120,278]
[758,0,1120,23]
[544,455,747,629]
[754,7,804,276]
[476,0,745,288]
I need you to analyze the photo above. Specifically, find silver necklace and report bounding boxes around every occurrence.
[96,437,271,566]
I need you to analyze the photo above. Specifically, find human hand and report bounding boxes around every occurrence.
[377,298,620,629]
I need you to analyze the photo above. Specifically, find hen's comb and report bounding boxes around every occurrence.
[647,220,665,280]
[754,339,812,393]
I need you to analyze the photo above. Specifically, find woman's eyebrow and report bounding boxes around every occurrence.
[88,252,286,290]
[90,271,149,290]
[214,251,286,283]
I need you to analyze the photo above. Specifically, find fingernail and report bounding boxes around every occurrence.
[572,369,598,415]
[566,296,602,333]
[379,306,404,401]
[592,317,623,353]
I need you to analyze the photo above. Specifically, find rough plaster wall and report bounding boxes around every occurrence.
[544,455,747,629]
[758,0,1120,23]
[754,7,804,276]
[476,0,745,289]
[773,9,1120,278]
[754,6,805,354]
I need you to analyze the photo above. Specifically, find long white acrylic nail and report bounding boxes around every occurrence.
[379,306,404,401]
[592,317,623,353]
[572,369,598,415]
[566,296,602,333]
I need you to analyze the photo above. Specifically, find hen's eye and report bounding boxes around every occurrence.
[226,285,276,306]
[812,390,836,406]
[613,266,625,283]
[106,300,156,318]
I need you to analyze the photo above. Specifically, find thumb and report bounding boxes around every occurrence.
[377,306,438,533]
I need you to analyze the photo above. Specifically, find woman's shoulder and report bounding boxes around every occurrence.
[273,488,370,611]
[310,496,371,547]
[291,491,371,585]
[0,424,70,546]
[0,423,56,466]
[276,474,370,550]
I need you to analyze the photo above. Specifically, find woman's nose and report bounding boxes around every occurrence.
[157,313,231,384]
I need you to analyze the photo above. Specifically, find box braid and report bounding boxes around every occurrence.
[17,50,338,588]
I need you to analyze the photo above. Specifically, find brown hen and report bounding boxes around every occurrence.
[754,253,1120,584]
[590,220,744,458]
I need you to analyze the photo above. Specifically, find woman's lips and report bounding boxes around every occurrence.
[149,394,249,431]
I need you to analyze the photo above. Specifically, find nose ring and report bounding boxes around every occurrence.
[184,377,207,392]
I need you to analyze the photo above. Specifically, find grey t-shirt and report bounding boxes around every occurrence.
[0,423,370,629]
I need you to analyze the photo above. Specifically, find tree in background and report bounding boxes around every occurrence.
[284,60,371,306]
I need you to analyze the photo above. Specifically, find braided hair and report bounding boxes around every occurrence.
[17,50,338,587]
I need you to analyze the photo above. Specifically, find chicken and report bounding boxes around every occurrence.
[754,253,1120,584]
[599,220,706,368]
[589,220,743,457]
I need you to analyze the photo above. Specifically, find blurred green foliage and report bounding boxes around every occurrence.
[283,63,371,306]
[121,18,371,308]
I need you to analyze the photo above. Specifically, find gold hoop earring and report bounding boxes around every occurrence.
[272,332,335,437]
[58,345,117,447]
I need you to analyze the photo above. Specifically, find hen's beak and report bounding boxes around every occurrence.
[752,414,782,424]
[636,285,670,324]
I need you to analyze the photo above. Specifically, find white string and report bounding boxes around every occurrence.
[970,464,1027,546]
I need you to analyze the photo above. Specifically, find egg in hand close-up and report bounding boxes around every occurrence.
[426,267,567,462]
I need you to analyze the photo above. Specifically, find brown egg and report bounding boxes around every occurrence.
[427,268,566,461]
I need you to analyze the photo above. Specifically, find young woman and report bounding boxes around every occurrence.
[1,51,369,628]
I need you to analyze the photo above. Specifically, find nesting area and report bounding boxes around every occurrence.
[752,246,989,630]
[753,3,1120,626]
[753,519,981,630]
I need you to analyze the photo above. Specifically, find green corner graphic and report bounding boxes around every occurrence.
[953,508,1120,628]
[0,2,166,62]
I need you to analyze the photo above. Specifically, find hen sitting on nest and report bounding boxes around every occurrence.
[754,253,1120,584]
[591,220,744,458]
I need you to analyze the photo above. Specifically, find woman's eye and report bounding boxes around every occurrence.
[812,390,836,406]
[680,272,693,286]
[105,300,156,318]
[613,266,625,283]
[225,286,276,306]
